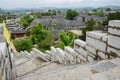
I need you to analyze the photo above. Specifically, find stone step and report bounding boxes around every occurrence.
[16,64,92,80]
[15,57,49,77]
[16,58,120,80]
[16,61,97,80]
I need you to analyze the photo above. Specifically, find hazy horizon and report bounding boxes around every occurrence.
[0,0,120,9]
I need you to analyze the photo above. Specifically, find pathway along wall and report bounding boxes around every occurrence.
[21,20,120,64]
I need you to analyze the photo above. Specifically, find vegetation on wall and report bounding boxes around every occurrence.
[58,30,76,49]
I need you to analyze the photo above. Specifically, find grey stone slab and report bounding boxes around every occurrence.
[91,61,117,72]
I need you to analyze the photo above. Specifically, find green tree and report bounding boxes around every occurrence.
[97,21,103,27]
[58,31,75,49]
[85,18,95,31]
[14,38,33,52]
[66,9,79,20]
[19,14,33,28]
[30,23,53,51]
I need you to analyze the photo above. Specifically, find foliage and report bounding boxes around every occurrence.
[92,12,104,17]
[97,21,103,27]
[19,14,33,28]
[58,30,76,49]
[82,28,86,41]
[107,12,120,20]
[85,18,95,31]
[33,12,41,18]
[66,9,79,20]
[29,23,53,51]
[41,10,57,16]
[14,38,33,52]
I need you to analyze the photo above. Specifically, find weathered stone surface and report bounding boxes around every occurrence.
[74,39,86,48]
[64,51,74,64]
[108,35,120,49]
[102,35,108,42]
[77,53,87,62]
[65,46,77,57]
[50,46,58,61]
[85,45,96,55]
[15,57,29,66]
[76,57,81,64]
[86,36,107,52]
[108,28,120,36]
[75,47,88,57]
[110,58,120,66]
[16,58,47,77]
[87,56,94,62]
[97,51,106,59]
[109,20,120,28]
[32,48,48,61]
[107,46,120,57]
[91,73,109,80]
[91,61,117,72]
[87,52,96,59]
[87,31,107,40]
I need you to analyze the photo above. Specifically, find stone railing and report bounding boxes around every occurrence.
[21,20,120,64]
[0,42,16,80]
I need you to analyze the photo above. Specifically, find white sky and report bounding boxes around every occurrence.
[0,0,120,9]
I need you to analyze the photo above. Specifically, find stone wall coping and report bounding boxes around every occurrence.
[109,20,120,28]
[74,39,86,48]
[87,31,108,40]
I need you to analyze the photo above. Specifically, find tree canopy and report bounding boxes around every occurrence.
[66,9,79,20]
[14,38,33,52]
[29,23,53,51]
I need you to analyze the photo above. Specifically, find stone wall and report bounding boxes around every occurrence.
[0,42,16,80]
[21,20,120,65]
[107,20,120,57]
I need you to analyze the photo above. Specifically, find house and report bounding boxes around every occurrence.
[11,30,27,39]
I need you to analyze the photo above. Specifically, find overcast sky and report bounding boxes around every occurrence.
[0,0,120,9]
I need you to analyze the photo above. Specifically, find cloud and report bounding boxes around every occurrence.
[0,0,120,9]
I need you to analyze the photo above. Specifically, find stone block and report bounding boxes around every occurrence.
[91,61,116,72]
[108,28,120,36]
[86,36,107,52]
[65,46,77,57]
[32,48,48,61]
[76,57,81,64]
[74,39,86,48]
[87,56,94,62]
[50,47,58,61]
[87,31,107,40]
[77,53,87,62]
[109,20,120,28]
[102,35,108,42]
[75,47,88,57]
[107,46,120,57]
[108,35,120,49]
[97,51,106,59]
[85,45,96,55]
[64,51,74,63]
[87,52,96,59]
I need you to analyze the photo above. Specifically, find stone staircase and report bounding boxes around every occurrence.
[14,20,120,80]
[15,52,120,80]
